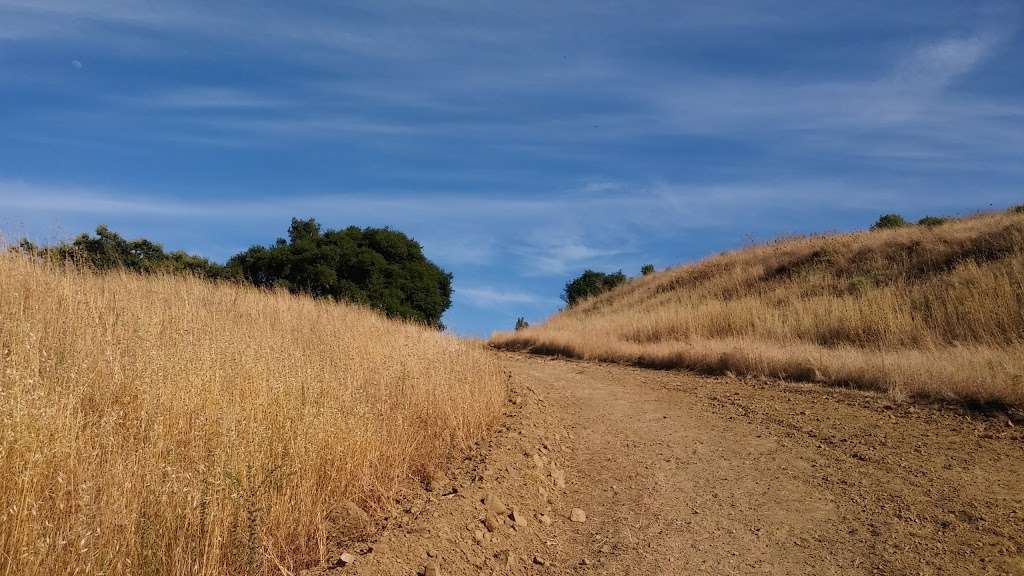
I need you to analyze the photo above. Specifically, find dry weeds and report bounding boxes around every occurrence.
[492,211,1024,407]
[0,254,506,576]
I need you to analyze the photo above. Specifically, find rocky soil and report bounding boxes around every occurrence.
[306,353,1024,575]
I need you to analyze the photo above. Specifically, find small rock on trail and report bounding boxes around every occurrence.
[550,466,567,488]
[331,501,373,538]
[511,507,528,527]
[334,552,356,567]
[570,508,587,523]
[482,512,502,533]
[482,492,508,515]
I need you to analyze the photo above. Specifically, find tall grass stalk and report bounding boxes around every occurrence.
[0,254,506,575]
[492,211,1024,407]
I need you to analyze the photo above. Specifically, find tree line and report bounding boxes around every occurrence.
[17,218,452,327]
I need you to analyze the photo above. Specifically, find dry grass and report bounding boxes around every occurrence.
[492,210,1024,407]
[0,254,506,576]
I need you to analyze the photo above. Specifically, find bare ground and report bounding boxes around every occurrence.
[308,352,1024,575]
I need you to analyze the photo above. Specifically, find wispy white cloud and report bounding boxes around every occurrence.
[4,173,1022,295]
[512,228,627,276]
[0,181,207,216]
[136,87,288,110]
[458,286,554,307]
[641,26,1021,165]
[420,236,498,266]
[892,34,1001,92]
[579,180,624,194]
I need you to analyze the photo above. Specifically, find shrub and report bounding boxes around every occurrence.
[228,218,452,326]
[18,225,225,279]
[562,269,628,307]
[641,264,656,276]
[515,317,530,331]
[1011,204,1024,214]
[871,214,909,230]
[918,216,949,227]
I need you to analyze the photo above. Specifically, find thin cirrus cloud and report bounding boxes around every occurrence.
[646,29,1020,160]
[135,87,289,110]
[2,1,1022,335]
[6,0,1016,171]
[458,286,555,308]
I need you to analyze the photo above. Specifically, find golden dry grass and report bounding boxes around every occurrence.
[492,210,1024,407]
[0,254,506,576]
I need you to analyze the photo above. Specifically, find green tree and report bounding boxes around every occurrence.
[871,214,909,230]
[917,216,949,227]
[19,225,225,278]
[227,218,452,326]
[562,269,627,308]
[641,264,656,276]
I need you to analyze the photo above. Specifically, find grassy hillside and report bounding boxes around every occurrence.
[0,254,506,576]
[492,210,1024,408]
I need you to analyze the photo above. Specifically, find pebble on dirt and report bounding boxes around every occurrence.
[483,512,502,532]
[334,501,373,538]
[511,507,528,526]
[425,470,447,493]
[550,467,567,488]
[483,493,508,515]
[495,550,514,567]
[570,508,587,522]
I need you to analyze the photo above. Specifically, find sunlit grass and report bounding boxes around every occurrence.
[493,210,1024,407]
[0,254,506,575]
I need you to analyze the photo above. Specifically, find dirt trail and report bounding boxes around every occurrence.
[313,353,1024,575]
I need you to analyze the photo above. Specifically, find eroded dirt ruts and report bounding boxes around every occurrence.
[309,353,1024,575]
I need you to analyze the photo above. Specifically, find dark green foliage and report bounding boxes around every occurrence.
[871,214,909,230]
[514,317,529,331]
[16,219,453,326]
[1011,205,1024,214]
[227,218,452,326]
[918,216,949,227]
[562,269,627,307]
[640,264,656,276]
[19,225,225,278]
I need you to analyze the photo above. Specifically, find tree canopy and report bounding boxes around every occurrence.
[562,269,627,307]
[16,219,453,327]
[18,225,224,278]
[871,214,909,230]
[227,218,452,326]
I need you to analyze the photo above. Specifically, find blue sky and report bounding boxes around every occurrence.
[1,1,1022,336]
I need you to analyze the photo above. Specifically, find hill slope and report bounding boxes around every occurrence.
[0,254,506,576]
[492,210,1024,408]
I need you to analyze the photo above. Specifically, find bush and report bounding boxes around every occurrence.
[918,216,949,227]
[228,218,452,326]
[515,317,529,331]
[641,264,656,276]
[1011,205,1024,214]
[18,225,225,279]
[562,269,627,307]
[871,214,909,230]
[17,220,453,327]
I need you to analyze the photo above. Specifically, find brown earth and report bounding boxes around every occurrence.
[308,352,1024,575]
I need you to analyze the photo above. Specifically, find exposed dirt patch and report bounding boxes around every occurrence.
[308,353,1024,575]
